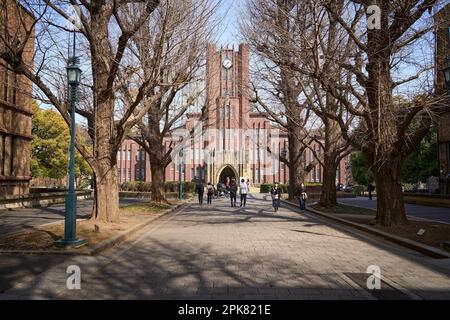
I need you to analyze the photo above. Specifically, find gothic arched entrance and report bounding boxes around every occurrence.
[217,165,238,184]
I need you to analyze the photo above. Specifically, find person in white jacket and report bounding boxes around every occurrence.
[239,179,248,207]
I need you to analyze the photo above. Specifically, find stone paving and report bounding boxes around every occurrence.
[1,194,450,300]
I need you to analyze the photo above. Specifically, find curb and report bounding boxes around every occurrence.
[281,200,450,259]
[0,202,188,256]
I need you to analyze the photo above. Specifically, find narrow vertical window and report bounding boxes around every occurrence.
[9,136,14,175]
[1,134,5,175]
[12,73,17,105]
[3,65,8,101]
[0,133,2,174]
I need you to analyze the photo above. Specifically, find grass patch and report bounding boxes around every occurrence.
[312,204,375,216]
[120,201,172,214]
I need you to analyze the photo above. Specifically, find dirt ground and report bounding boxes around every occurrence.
[0,202,173,252]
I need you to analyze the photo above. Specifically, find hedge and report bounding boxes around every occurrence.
[120,181,196,193]
[260,183,289,193]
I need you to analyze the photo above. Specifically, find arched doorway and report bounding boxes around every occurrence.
[217,165,238,184]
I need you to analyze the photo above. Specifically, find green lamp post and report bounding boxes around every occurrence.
[56,34,85,247]
[178,148,184,200]
[443,64,450,195]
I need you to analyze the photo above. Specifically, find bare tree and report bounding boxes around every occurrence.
[125,0,219,203]
[0,0,162,222]
[293,0,354,207]
[241,0,321,199]
[316,0,446,225]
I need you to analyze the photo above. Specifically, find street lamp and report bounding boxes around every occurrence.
[443,65,450,91]
[281,146,287,159]
[178,148,184,200]
[443,64,450,195]
[56,33,85,247]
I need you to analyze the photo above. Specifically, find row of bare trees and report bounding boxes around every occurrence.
[1,0,446,227]
[241,0,446,226]
[0,0,218,221]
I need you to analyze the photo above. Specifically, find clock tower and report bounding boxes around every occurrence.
[204,43,250,184]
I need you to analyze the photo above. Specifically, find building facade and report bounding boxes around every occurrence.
[0,0,34,196]
[119,44,349,187]
[435,4,450,194]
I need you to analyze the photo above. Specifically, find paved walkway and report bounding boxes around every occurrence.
[0,198,149,236]
[338,197,450,224]
[1,194,450,300]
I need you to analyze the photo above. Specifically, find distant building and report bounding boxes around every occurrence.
[119,44,349,187]
[435,4,450,194]
[0,0,34,196]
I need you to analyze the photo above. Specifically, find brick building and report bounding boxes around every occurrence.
[119,44,349,187]
[0,0,34,196]
[435,3,450,194]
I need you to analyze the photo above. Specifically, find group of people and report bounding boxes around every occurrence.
[195,178,308,213]
[270,183,307,212]
[195,177,250,208]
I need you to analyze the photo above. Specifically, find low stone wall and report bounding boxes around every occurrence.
[0,190,93,210]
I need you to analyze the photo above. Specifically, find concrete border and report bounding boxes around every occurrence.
[281,200,450,259]
[0,202,188,256]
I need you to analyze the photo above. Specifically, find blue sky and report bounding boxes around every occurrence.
[216,0,241,46]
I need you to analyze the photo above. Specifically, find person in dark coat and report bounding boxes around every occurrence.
[229,178,238,207]
[368,183,375,200]
[297,183,307,211]
[270,183,282,212]
[196,181,205,205]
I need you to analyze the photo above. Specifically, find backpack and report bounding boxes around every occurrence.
[207,185,214,194]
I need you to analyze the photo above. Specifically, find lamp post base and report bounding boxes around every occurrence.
[55,238,87,248]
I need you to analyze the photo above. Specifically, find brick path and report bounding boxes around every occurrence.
[1,194,450,300]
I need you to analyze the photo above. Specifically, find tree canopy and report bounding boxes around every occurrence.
[31,102,92,187]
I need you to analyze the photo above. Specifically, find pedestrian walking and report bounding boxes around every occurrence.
[207,182,214,205]
[229,178,238,207]
[297,183,307,211]
[225,177,230,191]
[239,178,248,207]
[196,180,205,205]
[270,183,282,212]
[368,182,375,200]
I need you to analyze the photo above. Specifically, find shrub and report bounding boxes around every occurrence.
[260,183,289,193]
[260,183,272,193]
[120,180,195,193]
[184,181,196,193]
[352,185,365,196]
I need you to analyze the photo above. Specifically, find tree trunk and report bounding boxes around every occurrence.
[319,117,341,207]
[373,157,407,226]
[287,127,305,200]
[91,164,120,222]
[149,160,169,204]
[147,130,170,204]
[319,154,338,207]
